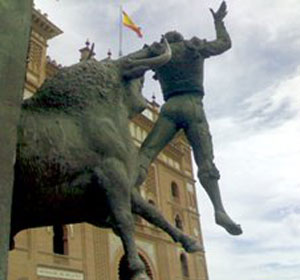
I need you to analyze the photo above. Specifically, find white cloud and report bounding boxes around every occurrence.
[241,67,300,125]
[197,66,300,280]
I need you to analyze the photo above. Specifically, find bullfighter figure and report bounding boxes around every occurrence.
[137,1,242,235]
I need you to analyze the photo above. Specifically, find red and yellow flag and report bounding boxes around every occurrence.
[122,10,143,38]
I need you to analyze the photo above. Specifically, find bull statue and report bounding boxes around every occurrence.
[10,37,201,280]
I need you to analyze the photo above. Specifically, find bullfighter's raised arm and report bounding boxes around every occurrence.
[188,1,231,58]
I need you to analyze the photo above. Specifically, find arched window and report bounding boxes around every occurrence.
[53,225,68,255]
[171,182,179,200]
[180,253,189,277]
[119,253,153,280]
[175,214,183,230]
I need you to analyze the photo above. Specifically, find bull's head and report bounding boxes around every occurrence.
[116,36,171,118]
[24,37,171,121]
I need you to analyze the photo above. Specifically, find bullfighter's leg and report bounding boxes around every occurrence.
[184,107,242,235]
[132,188,203,253]
[136,114,178,187]
[94,160,149,280]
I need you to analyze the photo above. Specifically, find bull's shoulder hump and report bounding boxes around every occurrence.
[23,60,122,111]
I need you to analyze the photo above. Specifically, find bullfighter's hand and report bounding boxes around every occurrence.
[210,1,228,22]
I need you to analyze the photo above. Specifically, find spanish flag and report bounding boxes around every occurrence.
[122,10,143,38]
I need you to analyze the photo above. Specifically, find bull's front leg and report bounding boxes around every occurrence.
[94,159,149,280]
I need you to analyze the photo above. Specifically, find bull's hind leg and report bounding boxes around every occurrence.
[94,162,149,280]
[132,189,203,253]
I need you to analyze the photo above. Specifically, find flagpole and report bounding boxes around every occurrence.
[118,5,123,57]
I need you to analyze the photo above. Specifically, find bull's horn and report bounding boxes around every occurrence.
[125,36,171,69]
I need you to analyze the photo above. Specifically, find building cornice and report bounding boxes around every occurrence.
[32,8,63,40]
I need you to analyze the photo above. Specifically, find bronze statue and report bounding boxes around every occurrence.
[11,37,201,280]
[137,1,242,236]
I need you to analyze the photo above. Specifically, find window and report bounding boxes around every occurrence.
[171,182,179,200]
[53,225,68,255]
[180,253,189,277]
[148,199,155,206]
[175,214,183,230]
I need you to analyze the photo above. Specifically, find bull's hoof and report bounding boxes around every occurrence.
[131,272,150,280]
[181,235,203,253]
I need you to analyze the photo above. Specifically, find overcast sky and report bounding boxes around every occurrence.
[34,0,300,279]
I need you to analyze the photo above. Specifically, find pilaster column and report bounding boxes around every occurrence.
[0,1,32,278]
